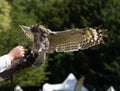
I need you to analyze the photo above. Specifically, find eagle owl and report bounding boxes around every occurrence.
[20,24,107,66]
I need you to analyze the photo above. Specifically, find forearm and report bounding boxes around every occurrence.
[0,49,36,81]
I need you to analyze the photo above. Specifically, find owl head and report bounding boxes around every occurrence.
[20,24,52,39]
[21,24,50,44]
[30,24,52,34]
[20,24,50,48]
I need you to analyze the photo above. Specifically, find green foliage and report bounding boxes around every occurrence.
[0,0,120,90]
[13,65,50,86]
[0,0,11,31]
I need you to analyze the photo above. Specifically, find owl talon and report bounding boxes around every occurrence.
[38,48,42,53]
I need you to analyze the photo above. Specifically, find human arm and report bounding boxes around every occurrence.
[0,48,37,81]
[0,46,24,73]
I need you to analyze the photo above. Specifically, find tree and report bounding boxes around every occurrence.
[0,0,120,90]
[0,0,12,54]
[0,0,11,31]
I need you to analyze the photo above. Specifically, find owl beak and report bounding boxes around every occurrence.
[19,25,31,31]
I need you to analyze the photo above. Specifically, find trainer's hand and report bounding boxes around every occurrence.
[7,46,25,61]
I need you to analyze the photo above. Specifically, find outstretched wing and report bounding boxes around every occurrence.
[48,27,107,52]
[19,25,34,41]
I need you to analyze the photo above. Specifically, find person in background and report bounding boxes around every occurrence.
[0,46,25,73]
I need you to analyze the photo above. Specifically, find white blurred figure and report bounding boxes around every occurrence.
[14,85,23,91]
[43,73,77,91]
[107,86,115,91]
[80,86,89,91]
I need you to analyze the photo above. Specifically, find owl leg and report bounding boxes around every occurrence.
[38,40,49,53]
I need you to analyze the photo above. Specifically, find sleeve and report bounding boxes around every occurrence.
[0,55,11,73]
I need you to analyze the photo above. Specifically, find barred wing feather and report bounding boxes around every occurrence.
[48,28,106,52]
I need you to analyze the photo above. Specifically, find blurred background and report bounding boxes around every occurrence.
[0,0,120,91]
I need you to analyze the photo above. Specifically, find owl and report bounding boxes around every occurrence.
[20,24,107,66]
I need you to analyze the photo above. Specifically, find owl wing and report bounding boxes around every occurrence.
[48,27,107,53]
[19,25,34,41]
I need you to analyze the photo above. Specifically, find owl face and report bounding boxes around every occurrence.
[29,24,49,49]
[23,24,49,54]
[30,24,48,42]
